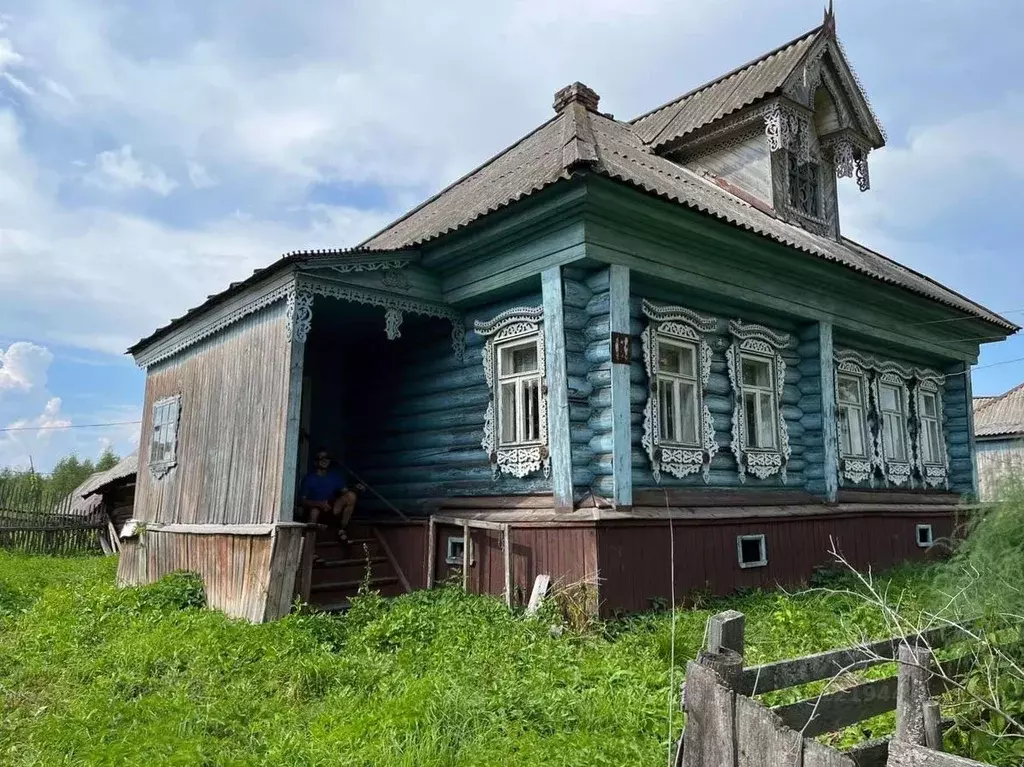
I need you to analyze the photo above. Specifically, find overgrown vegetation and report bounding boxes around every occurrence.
[0,552,934,766]
[2,483,1023,765]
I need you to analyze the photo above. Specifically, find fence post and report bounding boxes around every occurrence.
[922,699,943,751]
[895,644,934,746]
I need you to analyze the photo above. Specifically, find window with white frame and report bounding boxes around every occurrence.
[446,536,466,566]
[916,524,934,548]
[737,534,768,568]
[740,354,778,450]
[917,389,942,464]
[496,336,542,446]
[657,339,700,446]
[787,152,821,218]
[149,395,180,478]
[879,383,908,462]
[837,373,868,458]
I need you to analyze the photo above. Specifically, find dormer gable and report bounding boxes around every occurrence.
[636,8,885,239]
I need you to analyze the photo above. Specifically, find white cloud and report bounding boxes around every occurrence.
[187,160,217,188]
[3,71,34,96]
[0,342,53,393]
[88,144,178,196]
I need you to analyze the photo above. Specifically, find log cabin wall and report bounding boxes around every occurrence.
[796,324,828,497]
[305,290,558,516]
[132,303,292,526]
[626,286,808,492]
[941,362,973,494]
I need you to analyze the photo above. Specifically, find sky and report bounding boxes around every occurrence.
[0,0,1022,472]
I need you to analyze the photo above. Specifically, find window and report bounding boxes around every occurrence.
[496,336,543,446]
[918,390,942,464]
[879,383,908,461]
[657,339,700,446]
[741,355,778,449]
[149,396,180,477]
[737,534,767,568]
[787,152,821,218]
[446,536,466,566]
[916,524,934,548]
[837,374,868,458]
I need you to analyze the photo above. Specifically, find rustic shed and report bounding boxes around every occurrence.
[119,10,1017,620]
[974,384,1024,500]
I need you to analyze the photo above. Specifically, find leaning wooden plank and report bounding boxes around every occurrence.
[526,574,551,615]
[431,515,509,531]
[803,739,856,767]
[741,623,981,696]
[373,527,412,593]
[681,662,736,767]
[773,676,898,737]
[149,523,275,535]
[735,694,802,767]
[886,740,992,766]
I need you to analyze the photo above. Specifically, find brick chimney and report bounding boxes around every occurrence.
[553,82,600,113]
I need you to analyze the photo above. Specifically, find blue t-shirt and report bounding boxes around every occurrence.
[300,470,347,502]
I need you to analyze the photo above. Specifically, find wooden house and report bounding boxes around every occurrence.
[119,11,1017,620]
[974,385,1024,500]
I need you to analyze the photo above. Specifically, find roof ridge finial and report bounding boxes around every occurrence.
[823,0,836,32]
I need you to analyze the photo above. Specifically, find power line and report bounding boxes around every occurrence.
[0,420,141,433]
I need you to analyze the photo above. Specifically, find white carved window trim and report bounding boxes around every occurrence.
[875,374,913,487]
[640,300,718,483]
[475,307,549,480]
[736,534,768,569]
[726,320,792,483]
[149,395,181,479]
[914,379,949,489]
[834,362,872,485]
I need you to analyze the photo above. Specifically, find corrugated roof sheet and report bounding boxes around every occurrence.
[630,27,821,149]
[361,97,1014,331]
[975,383,1024,437]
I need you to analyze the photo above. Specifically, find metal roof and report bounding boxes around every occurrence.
[975,383,1024,438]
[630,27,822,149]
[360,89,1014,332]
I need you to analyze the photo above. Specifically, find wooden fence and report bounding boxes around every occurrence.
[677,610,1002,767]
[0,481,109,555]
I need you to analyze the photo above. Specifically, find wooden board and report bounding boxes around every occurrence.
[681,662,735,767]
[735,694,802,767]
[886,740,993,767]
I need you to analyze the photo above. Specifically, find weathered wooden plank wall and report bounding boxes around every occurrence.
[117,530,277,622]
[976,438,1024,500]
[134,303,292,526]
[686,134,773,204]
[433,523,598,607]
[596,511,956,615]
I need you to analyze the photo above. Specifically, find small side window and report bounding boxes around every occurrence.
[149,395,180,479]
[916,524,934,548]
[737,534,768,568]
[446,536,466,566]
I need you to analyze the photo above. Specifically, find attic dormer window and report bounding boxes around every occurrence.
[787,152,821,218]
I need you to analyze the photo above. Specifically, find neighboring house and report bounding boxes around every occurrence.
[119,10,1017,621]
[61,453,138,553]
[974,385,1024,500]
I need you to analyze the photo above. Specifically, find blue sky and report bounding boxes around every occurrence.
[0,0,1021,471]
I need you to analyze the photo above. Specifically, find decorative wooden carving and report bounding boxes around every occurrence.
[725,320,792,483]
[475,306,549,480]
[640,299,719,483]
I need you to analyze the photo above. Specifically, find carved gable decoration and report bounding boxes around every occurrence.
[725,320,792,482]
[475,307,549,480]
[640,300,719,483]
[834,350,948,489]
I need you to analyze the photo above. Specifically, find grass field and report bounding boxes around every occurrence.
[0,551,941,766]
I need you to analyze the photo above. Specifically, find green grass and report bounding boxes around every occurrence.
[0,552,936,766]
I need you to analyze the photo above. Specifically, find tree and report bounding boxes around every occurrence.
[95,448,119,472]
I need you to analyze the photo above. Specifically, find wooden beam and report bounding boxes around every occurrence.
[820,321,839,503]
[706,610,746,655]
[279,308,305,523]
[373,527,412,594]
[542,266,574,511]
[462,521,471,592]
[962,361,979,498]
[608,264,633,508]
[503,524,513,608]
[426,517,436,588]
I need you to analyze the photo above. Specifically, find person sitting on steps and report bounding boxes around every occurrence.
[299,449,357,545]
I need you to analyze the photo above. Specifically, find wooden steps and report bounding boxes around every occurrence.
[305,524,410,610]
